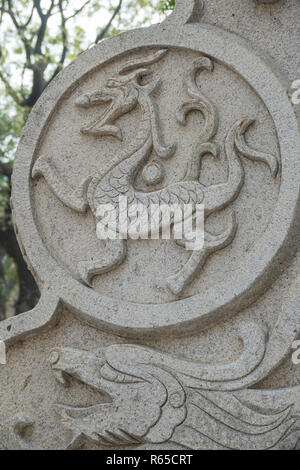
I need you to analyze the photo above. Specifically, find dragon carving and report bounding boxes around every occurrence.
[49,322,300,450]
[32,49,278,295]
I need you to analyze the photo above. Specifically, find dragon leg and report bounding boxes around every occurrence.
[167,212,237,296]
[183,142,219,181]
[78,239,126,285]
[32,154,91,213]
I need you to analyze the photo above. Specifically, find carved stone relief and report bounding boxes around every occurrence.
[0,0,299,450]
[31,51,278,295]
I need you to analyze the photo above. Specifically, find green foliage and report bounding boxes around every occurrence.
[159,0,175,13]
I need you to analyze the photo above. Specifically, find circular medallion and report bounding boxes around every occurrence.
[12,10,300,337]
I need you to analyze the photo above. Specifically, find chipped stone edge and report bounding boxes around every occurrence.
[0,289,61,348]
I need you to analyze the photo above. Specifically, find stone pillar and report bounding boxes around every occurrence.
[0,0,299,450]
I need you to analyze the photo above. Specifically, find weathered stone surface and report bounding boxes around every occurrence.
[0,0,299,450]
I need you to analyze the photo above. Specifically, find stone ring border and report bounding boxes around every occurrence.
[10,22,300,339]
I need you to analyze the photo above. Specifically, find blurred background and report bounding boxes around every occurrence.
[0,0,174,319]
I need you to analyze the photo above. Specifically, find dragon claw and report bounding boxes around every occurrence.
[168,212,237,296]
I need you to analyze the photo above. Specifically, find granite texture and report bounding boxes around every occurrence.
[0,0,299,450]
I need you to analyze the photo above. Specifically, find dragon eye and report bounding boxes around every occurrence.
[137,72,152,86]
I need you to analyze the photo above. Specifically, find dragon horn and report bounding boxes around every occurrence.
[118,49,168,75]
[235,118,279,177]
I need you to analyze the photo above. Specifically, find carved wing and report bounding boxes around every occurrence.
[173,390,296,450]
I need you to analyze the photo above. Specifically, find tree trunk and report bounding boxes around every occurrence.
[0,226,40,314]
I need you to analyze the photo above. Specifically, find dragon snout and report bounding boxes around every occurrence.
[75,90,112,108]
[48,346,108,390]
[48,347,73,386]
[75,94,91,108]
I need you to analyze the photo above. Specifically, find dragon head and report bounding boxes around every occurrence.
[48,340,297,450]
[75,49,168,140]
[49,345,186,449]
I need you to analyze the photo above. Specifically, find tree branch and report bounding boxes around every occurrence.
[66,0,90,21]
[24,3,35,28]
[34,0,55,55]
[0,69,22,105]
[6,0,20,29]
[47,0,68,83]
[34,17,47,55]
[20,1,56,105]
[33,0,44,20]
[21,63,45,107]
[4,2,33,70]
[95,0,123,43]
